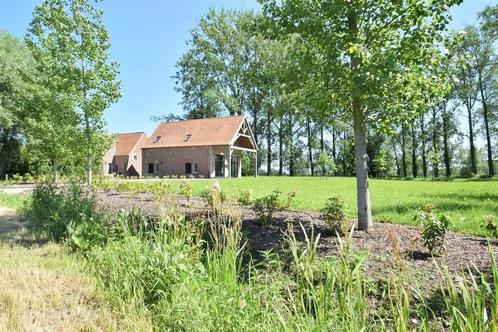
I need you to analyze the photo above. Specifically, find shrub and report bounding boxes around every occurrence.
[179,180,193,203]
[482,215,498,238]
[252,190,282,224]
[283,190,298,209]
[416,204,450,256]
[22,181,100,243]
[237,189,252,205]
[320,196,348,235]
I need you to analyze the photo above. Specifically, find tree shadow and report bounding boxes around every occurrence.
[0,211,47,247]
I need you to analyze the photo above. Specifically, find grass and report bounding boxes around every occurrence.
[101,176,498,236]
[0,195,150,331]
[0,192,25,210]
[5,181,498,331]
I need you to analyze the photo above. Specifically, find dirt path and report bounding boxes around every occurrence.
[0,206,142,331]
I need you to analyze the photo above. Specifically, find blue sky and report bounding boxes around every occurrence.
[0,0,495,136]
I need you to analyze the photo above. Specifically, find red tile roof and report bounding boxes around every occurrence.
[143,116,245,148]
[115,132,146,156]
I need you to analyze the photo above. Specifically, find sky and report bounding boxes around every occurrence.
[0,0,496,137]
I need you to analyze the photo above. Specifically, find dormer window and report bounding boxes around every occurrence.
[153,136,161,143]
[183,134,192,142]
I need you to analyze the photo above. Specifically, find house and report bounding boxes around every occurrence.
[102,132,148,177]
[141,115,258,178]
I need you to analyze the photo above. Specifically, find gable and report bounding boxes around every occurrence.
[115,132,146,156]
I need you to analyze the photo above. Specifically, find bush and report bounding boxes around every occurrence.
[482,215,498,238]
[416,204,450,256]
[22,181,100,243]
[321,196,348,235]
[252,190,282,224]
[179,180,193,203]
[237,189,252,205]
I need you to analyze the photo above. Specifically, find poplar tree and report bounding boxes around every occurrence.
[26,0,120,185]
[260,0,460,230]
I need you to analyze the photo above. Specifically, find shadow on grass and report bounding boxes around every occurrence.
[0,211,47,247]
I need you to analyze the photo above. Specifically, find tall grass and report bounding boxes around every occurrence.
[22,182,498,331]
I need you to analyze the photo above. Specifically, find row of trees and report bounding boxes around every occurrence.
[172,2,497,229]
[0,0,120,184]
[172,5,497,179]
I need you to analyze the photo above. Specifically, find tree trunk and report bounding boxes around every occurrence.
[401,124,407,177]
[288,118,294,176]
[87,158,92,186]
[420,115,428,178]
[266,111,272,176]
[348,1,372,231]
[411,123,417,178]
[466,103,477,175]
[278,118,283,176]
[306,116,314,176]
[342,131,347,176]
[353,106,372,230]
[52,158,58,183]
[393,142,400,177]
[432,109,439,179]
[320,124,325,152]
[332,126,337,166]
[478,75,495,176]
[442,109,451,178]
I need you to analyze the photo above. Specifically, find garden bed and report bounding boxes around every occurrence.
[94,189,498,288]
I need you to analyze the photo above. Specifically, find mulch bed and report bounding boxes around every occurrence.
[94,189,498,287]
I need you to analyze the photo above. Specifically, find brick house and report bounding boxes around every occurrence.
[141,115,258,178]
[102,132,148,177]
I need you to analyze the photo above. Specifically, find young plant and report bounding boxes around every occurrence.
[237,189,252,205]
[252,190,282,224]
[482,215,498,238]
[416,204,450,256]
[282,191,298,209]
[320,196,348,236]
[179,180,193,203]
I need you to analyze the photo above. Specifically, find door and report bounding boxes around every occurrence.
[148,163,154,174]
[231,155,239,178]
[215,154,224,177]
[185,162,192,174]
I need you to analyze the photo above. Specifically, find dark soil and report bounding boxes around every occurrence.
[94,189,498,287]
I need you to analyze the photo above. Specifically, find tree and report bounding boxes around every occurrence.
[317,150,335,177]
[26,0,121,185]
[260,0,460,230]
[0,31,36,177]
[474,6,498,176]
[372,150,388,178]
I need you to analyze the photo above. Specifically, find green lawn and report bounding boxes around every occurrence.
[119,176,497,236]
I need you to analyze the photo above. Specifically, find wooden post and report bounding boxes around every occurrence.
[228,147,232,178]
[208,146,212,178]
[254,152,258,177]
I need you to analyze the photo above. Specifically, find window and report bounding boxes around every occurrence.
[194,163,198,173]
[153,136,161,144]
[148,163,154,174]
[133,155,137,161]
[183,134,192,142]
[155,162,159,174]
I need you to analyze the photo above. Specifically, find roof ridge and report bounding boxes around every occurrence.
[159,115,244,125]
[118,131,145,135]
